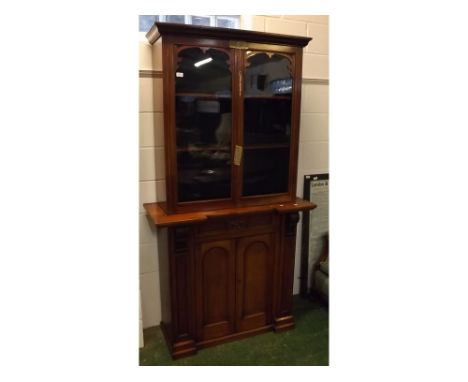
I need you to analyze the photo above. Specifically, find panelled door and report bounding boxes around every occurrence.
[195,234,274,342]
[195,239,236,341]
[236,234,274,332]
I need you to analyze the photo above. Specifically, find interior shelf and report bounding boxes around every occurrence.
[177,145,231,152]
[176,92,232,99]
[176,144,290,152]
[175,93,291,100]
[244,143,290,150]
[244,95,291,100]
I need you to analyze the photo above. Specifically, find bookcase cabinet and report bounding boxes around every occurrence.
[143,22,316,359]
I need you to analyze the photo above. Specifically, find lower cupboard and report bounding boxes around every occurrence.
[156,211,302,359]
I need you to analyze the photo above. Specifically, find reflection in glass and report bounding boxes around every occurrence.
[175,48,231,94]
[242,148,289,196]
[243,99,291,145]
[242,52,292,196]
[177,150,231,202]
[175,47,232,202]
[243,52,292,145]
[176,97,231,148]
[244,52,292,97]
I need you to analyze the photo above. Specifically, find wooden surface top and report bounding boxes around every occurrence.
[143,198,317,228]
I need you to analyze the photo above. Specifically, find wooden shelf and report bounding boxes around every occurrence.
[144,198,316,228]
[244,143,290,150]
[244,95,291,100]
[176,92,231,99]
[177,144,289,152]
[175,93,290,100]
[177,144,289,153]
[177,145,231,153]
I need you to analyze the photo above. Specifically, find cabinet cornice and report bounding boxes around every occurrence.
[146,22,312,47]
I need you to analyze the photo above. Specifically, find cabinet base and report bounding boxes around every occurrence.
[273,315,295,333]
[197,324,273,350]
[160,322,198,359]
[160,321,296,360]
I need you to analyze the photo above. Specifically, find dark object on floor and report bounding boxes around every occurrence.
[139,296,328,366]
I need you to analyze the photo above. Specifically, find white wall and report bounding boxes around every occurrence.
[139,15,329,329]
[139,35,164,329]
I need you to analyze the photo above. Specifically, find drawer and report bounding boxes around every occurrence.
[195,213,276,239]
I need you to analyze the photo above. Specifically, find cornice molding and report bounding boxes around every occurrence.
[146,22,311,47]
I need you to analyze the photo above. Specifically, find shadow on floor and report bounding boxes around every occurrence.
[139,295,329,366]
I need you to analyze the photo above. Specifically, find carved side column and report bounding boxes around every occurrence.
[274,212,300,332]
[166,225,197,359]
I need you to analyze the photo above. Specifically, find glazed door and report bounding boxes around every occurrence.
[195,239,236,341]
[236,233,275,332]
[174,46,235,204]
[168,43,300,209]
[240,51,294,199]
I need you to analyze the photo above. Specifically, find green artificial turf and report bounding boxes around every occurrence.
[139,296,329,366]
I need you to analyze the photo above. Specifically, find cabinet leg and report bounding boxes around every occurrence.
[273,212,299,334]
[160,322,198,359]
[273,315,295,333]
[171,339,197,359]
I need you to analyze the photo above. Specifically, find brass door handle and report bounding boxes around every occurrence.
[239,70,243,97]
[234,145,243,166]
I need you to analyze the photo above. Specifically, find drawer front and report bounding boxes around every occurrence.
[195,213,276,240]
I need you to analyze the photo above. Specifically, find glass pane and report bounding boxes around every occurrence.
[192,16,211,26]
[244,52,292,97]
[176,97,232,148]
[175,47,232,202]
[242,148,290,196]
[242,52,292,196]
[243,98,291,145]
[176,47,231,94]
[139,15,157,32]
[216,17,235,28]
[177,150,232,202]
[166,15,185,23]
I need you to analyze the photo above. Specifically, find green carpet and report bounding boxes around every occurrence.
[139,296,329,366]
